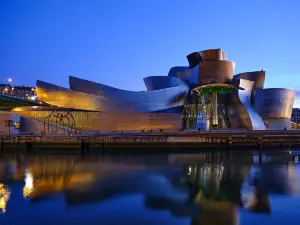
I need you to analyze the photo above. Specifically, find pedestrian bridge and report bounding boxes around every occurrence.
[0,93,46,110]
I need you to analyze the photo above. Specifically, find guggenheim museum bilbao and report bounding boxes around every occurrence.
[9,48,296,133]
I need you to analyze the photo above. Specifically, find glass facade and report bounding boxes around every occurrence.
[181,91,230,130]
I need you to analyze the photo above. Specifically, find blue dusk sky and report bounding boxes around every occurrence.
[0,0,300,106]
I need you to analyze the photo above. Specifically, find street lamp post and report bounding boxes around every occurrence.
[7,78,13,96]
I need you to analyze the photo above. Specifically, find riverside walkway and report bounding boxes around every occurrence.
[0,130,300,153]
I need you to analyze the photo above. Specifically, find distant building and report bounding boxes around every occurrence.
[0,84,10,94]
[12,86,36,101]
[0,84,36,101]
[292,108,300,123]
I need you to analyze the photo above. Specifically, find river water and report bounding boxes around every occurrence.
[0,150,300,225]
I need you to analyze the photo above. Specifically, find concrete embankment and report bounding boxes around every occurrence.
[1,131,300,154]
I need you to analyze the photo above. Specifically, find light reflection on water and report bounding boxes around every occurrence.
[0,183,10,214]
[0,151,300,225]
[23,169,33,198]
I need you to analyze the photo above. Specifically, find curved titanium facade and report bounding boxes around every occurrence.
[167,66,199,85]
[233,71,265,89]
[36,80,106,111]
[199,60,235,85]
[167,66,189,77]
[199,48,226,61]
[143,76,185,91]
[254,88,295,118]
[68,76,189,112]
[233,71,266,105]
[233,79,265,130]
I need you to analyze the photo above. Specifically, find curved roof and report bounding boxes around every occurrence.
[143,76,186,91]
[167,66,199,85]
[36,80,106,111]
[37,77,189,113]
[167,66,189,77]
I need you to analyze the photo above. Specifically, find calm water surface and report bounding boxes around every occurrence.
[0,150,300,225]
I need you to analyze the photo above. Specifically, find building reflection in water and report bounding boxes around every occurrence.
[0,183,11,214]
[1,152,298,224]
[143,161,242,225]
[20,160,95,200]
[172,151,299,223]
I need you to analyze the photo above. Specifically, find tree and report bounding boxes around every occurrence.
[4,120,14,136]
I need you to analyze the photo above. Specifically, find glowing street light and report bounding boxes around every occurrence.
[8,78,12,83]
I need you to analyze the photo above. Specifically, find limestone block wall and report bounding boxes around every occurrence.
[16,111,182,132]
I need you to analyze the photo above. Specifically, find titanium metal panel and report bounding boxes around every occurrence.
[233,71,266,105]
[167,66,199,85]
[227,79,265,130]
[236,79,266,130]
[167,66,189,77]
[233,71,265,89]
[254,88,295,118]
[143,76,185,91]
[69,76,189,112]
[199,60,235,85]
[36,80,107,111]
[199,48,224,61]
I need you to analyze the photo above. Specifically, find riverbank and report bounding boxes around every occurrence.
[1,130,300,155]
